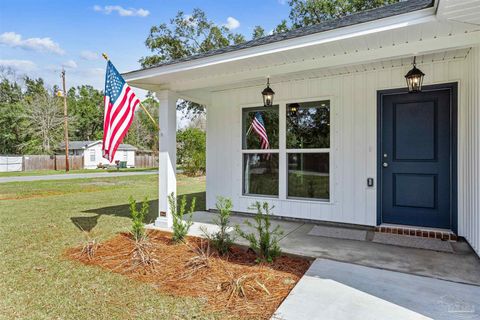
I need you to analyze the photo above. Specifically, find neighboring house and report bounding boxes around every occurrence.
[59,141,137,169]
[123,1,480,255]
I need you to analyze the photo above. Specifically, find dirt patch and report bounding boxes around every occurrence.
[0,191,65,200]
[66,230,311,319]
[0,187,102,200]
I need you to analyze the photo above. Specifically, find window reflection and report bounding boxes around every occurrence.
[243,153,279,196]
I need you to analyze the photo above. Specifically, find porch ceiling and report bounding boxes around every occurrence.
[124,2,480,104]
[202,48,472,93]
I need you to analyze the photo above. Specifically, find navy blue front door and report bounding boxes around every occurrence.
[379,85,456,229]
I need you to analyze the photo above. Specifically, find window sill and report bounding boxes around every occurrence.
[286,197,334,205]
[241,193,279,200]
[239,194,334,205]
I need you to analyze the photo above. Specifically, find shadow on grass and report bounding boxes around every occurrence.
[80,191,206,225]
[71,215,100,232]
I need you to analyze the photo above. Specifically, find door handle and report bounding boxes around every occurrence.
[383,162,389,168]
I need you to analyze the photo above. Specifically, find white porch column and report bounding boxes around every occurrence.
[155,90,177,228]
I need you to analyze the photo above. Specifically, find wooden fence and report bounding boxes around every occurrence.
[23,155,84,171]
[2,154,156,171]
[135,155,158,168]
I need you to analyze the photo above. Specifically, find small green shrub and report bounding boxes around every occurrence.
[168,192,196,242]
[177,128,206,176]
[129,196,149,241]
[202,196,234,255]
[236,201,283,263]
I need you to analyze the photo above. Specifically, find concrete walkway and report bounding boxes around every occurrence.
[273,259,480,320]
[0,170,157,183]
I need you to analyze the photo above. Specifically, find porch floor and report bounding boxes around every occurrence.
[149,211,480,286]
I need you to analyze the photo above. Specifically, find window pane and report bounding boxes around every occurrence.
[243,106,279,150]
[243,153,279,196]
[286,101,330,149]
[288,153,329,200]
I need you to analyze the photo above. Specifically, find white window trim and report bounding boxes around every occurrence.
[242,149,279,154]
[89,149,96,162]
[240,95,335,204]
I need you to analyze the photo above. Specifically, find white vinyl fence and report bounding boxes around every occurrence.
[0,156,23,172]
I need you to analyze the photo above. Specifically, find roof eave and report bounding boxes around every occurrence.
[123,3,436,83]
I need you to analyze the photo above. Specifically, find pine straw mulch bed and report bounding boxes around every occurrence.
[66,230,312,320]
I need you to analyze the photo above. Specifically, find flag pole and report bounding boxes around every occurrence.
[102,53,160,131]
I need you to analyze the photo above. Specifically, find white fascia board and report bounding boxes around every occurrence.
[85,141,102,148]
[123,7,436,83]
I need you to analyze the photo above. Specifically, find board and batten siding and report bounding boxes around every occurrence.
[460,46,480,255]
[206,50,479,253]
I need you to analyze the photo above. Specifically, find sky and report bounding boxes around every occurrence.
[0,0,291,96]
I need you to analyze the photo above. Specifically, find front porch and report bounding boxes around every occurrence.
[125,0,480,257]
[151,210,480,286]
[147,209,480,318]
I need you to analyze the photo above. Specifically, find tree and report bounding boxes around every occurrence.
[284,0,398,30]
[177,127,206,176]
[188,112,206,131]
[67,85,104,141]
[124,94,159,153]
[23,91,64,154]
[24,77,47,103]
[141,8,246,118]
[252,26,266,39]
[141,8,245,68]
[0,78,27,154]
[273,20,290,34]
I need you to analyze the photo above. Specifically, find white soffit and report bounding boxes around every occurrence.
[205,48,471,92]
[437,0,480,26]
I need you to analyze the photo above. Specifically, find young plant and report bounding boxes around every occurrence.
[202,196,234,255]
[128,196,158,269]
[236,201,283,263]
[168,192,196,242]
[129,196,149,241]
[131,240,158,270]
[182,239,212,278]
[77,231,98,261]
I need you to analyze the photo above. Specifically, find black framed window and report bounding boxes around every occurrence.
[288,153,329,199]
[286,100,330,200]
[241,101,330,200]
[243,154,279,196]
[242,106,279,196]
[242,106,279,150]
[287,101,330,149]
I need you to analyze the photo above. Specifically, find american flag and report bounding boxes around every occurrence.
[251,112,270,150]
[102,61,140,161]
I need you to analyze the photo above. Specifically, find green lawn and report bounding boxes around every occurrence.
[0,167,157,177]
[0,174,217,320]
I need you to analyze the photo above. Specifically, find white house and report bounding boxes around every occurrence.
[60,141,137,169]
[123,0,480,255]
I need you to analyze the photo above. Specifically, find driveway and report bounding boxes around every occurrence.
[273,259,480,320]
[0,170,157,183]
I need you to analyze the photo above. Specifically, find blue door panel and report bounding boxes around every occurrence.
[393,173,436,209]
[394,101,436,160]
